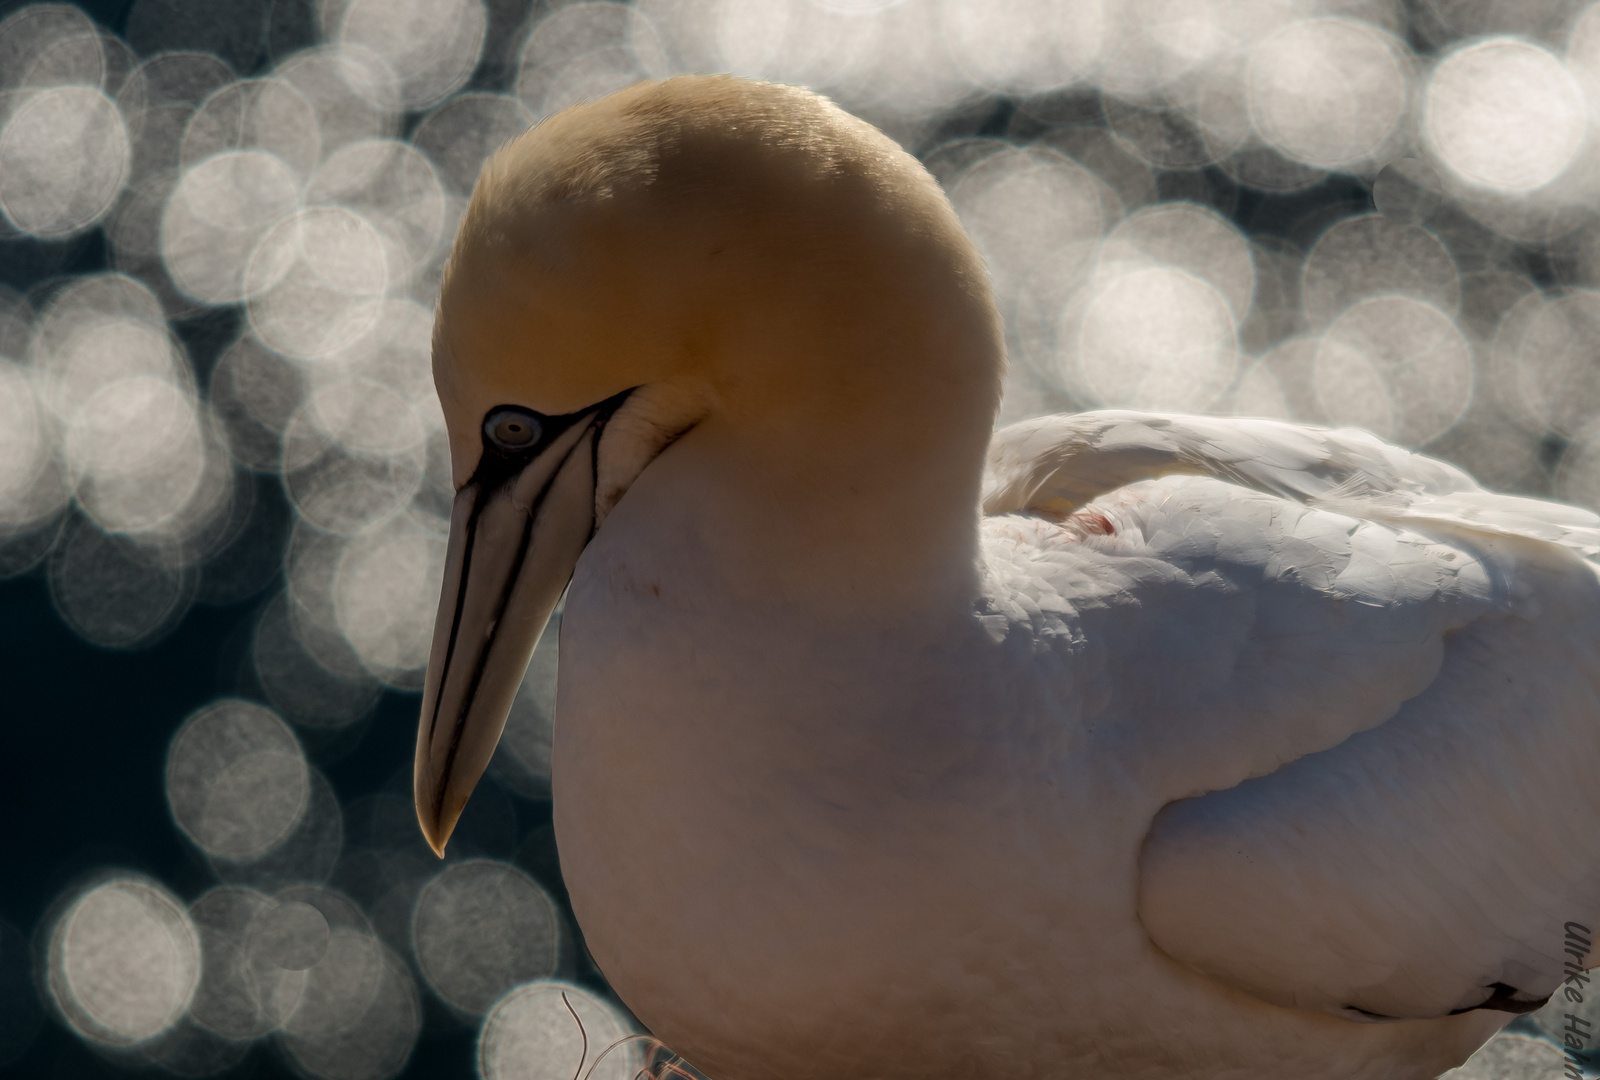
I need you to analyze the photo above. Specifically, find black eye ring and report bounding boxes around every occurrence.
[483,406,543,451]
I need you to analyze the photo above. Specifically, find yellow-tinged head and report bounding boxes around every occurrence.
[417,75,1003,855]
[434,75,999,485]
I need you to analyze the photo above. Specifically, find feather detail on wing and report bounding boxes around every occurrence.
[982,411,1600,1022]
[984,411,1600,560]
[1136,528,1600,1020]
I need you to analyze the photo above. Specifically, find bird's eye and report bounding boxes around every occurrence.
[484,407,542,450]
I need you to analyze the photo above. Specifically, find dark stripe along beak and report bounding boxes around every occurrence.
[414,391,630,855]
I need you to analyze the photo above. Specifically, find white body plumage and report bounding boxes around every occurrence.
[556,411,1597,1079]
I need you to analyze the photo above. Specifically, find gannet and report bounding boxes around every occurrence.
[413,75,1600,1080]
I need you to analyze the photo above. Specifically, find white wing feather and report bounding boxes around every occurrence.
[985,410,1600,558]
[983,411,1600,1021]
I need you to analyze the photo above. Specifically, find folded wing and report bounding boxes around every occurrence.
[986,411,1600,1020]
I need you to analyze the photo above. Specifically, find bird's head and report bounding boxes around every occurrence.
[415,75,1001,855]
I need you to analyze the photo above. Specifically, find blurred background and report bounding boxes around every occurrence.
[2,0,1600,1077]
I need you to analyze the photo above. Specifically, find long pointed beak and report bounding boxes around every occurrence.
[414,410,603,856]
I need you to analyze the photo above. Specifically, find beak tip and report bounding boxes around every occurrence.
[419,818,453,859]
[414,794,457,859]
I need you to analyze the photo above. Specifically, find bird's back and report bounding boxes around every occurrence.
[982,410,1600,1035]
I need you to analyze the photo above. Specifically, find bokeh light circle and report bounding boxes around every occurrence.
[246,207,390,360]
[1511,289,1600,438]
[940,0,1103,96]
[1301,214,1460,329]
[161,150,302,305]
[48,522,194,648]
[188,886,276,1041]
[166,698,310,862]
[47,876,201,1047]
[274,44,403,160]
[1315,295,1473,446]
[1247,18,1408,169]
[1067,263,1238,412]
[280,381,427,535]
[1425,38,1587,193]
[210,332,308,472]
[0,85,128,237]
[0,359,65,529]
[1101,202,1254,321]
[413,860,563,1014]
[65,374,205,535]
[336,0,487,111]
[412,93,534,197]
[249,899,331,972]
[334,526,447,685]
[306,138,448,285]
[0,5,102,92]
[479,981,643,1080]
[277,928,421,1080]
[253,589,384,729]
[951,147,1109,298]
[181,77,322,180]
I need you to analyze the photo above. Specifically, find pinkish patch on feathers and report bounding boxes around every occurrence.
[1036,506,1117,539]
[1074,510,1115,536]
